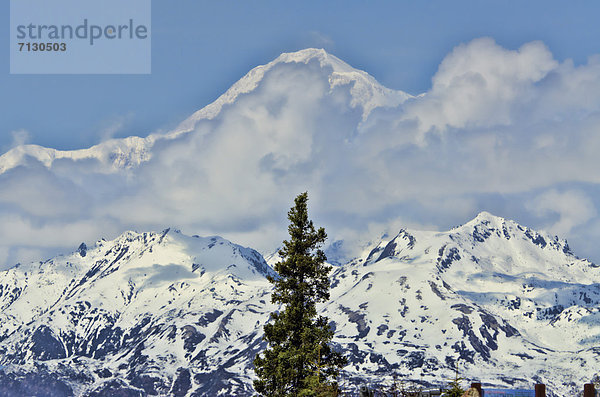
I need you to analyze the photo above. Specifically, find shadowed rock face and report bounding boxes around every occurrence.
[0,214,599,396]
[0,366,76,397]
[29,326,67,361]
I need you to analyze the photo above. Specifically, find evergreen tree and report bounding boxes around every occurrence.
[443,380,465,397]
[254,192,346,397]
[442,375,465,397]
[443,359,465,397]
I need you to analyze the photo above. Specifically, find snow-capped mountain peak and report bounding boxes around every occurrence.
[0,228,276,395]
[1,214,599,396]
[465,210,506,226]
[174,48,412,134]
[0,49,412,177]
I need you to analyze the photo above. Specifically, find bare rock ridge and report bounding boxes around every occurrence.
[0,213,599,396]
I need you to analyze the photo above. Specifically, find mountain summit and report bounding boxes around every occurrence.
[175,48,411,132]
[0,213,599,396]
[0,49,411,176]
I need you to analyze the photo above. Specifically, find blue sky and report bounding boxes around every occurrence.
[2,1,599,151]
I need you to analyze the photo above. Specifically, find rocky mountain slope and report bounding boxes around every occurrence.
[324,212,600,395]
[0,229,276,396]
[1,213,599,396]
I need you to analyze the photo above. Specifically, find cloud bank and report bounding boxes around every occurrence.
[1,38,600,268]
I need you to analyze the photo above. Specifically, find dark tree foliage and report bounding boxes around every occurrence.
[254,192,346,397]
[443,360,465,397]
[442,377,465,397]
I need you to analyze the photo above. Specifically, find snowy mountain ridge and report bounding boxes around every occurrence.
[174,48,412,133]
[0,136,152,174]
[0,212,599,396]
[0,228,275,396]
[0,48,411,175]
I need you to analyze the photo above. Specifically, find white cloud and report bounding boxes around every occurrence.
[403,38,557,141]
[1,39,600,268]
[528,189,597,236]
[98,113,134,141]
[10,129,30,147]
[306,31,335,49]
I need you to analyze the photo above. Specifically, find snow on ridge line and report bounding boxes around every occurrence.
[0,48,412,176]
[92,226,268,256]
[0,226,276,283]
[175,48,413,132]
[334,210,580,269]
[0,135,153,174]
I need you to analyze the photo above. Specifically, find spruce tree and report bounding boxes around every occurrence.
[254,192,346,397]
[443,373,465,397]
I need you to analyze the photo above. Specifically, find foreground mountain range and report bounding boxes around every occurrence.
[0,212,598,396]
